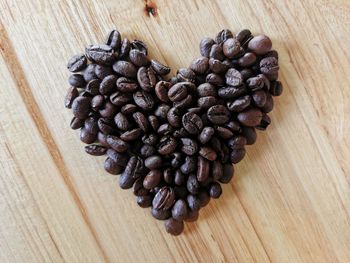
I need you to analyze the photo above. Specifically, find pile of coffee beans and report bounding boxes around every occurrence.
[65,28,282,235]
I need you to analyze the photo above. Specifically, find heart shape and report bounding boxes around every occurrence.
[65,28,283,235]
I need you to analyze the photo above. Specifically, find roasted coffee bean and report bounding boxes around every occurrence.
[181,156,197,174]
[143,170,162,189]
[140,144,156,157]
[200,37,215,57]
[216,126,233,139]
[85,79,100,95]
[207,105,230,124]
[198,190,210,207]
[209,58,228,73]
[145,155,162,169]
[230,148,246,164]
[212,161,223,181]
[65,87,79,108]
[70,117,84,130]
[119,171,136,189]
[238,52,256,67]
[116,77,138,92]
[133,112,149,132]
[151,59,171,75]
[129,49,149,67]
[168,82,188,102]
[225,68,243,87]
[155,81,171,102]
[157,123,173,136]
[167,107,181,127]
[120,128,142,141]
[99,101,117,118]
[227,95,251,112]
[133,91,154,110]
[171,153,182,169]
[94,65,113,79]
[174,94,193,109]
[120,104,137,115]
[209,182,222,198]
[209,44,225,60]
[187,195,201,211]
[240,68,254,80]
[152,186,175,210]
[84,117,98,135]
[256,113,271,131]
[182,112,203,134]
[104,157,121,175]
[137,67,157,91]
[228,136,247,150]
[172,199,188,221]
[197,83,217,97]
[137,195,152,208]
[218,86,247,99]
[157,136,177,155]
[131,39,148,55]
[236,29,252,47]
[222,38,241,59]
[114,112,131,131]
[106,149,129,166]
[199,147,217,161]
[98,118,114,134]
[248,35,272,55]
[187,174,200,194]
[270,81,283,96]
[83,64,97,82]
[113,60,137,78]
[262,93,274,113]
[119,38,130,58]
[174,169,185,185]
[67,54,87,72]
[84,144,107,156]
[181,138,198,156]
[241,127,257,145]
[260,57,279,75]
[198,96,217,109]
[107,135,129,152]
[99,75,117,95]
[237,108,263,127]
[85,44,115,65]
[164,218,184,236]
[148,115,159,130]
[177,68,196,82]
[173,128,189,138]
[106,29,121,51]
[190,57,209,75]
[97,132,109,147]
[197,156,209,182]
[215,29,233,44]
[69,74,86,87]
[185,210,199,222]
[151,208,171,220]
[120,156,144,186]
[154,104,170,120]
[225,121,241,133]
[199,127,215,144]
[80,128,96,144]
[252,90,267,108]
[72,96,91,119]
[206,73,225,86]
[247,74,270,91]
[142,134,158,145]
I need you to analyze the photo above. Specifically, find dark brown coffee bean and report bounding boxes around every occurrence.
[145,155,162,169]
[129,49,149,67]
[172,199,188,221]
[199,127,215,144]
[177,68,196,82]
[142,134,158,145]
[200,37,215,57]
[151,208,171,220]
[152,186,175,210]
[187,174,200,194]
[104,157,121,175]
[155,81,171,102]
[84,117,98,135]
[218,86,247,99]
[241,127,257,145]
[65,87,79,108]
[151,59,171,75]
[106,29,121,50]
[99,101,117,118]
[270,81,283,96]
[181,138,198,155]
[83,64,97,82]
[185,210,199,222]
[119,171,137,189]
[207,105,230,125]
[110,92,132,106]
[236,29,252,47]
[67,54,87,72]
[187,195,201,211]
[94,65,114,79]
[157,136,177,155]
[118,38,130,58]
[260,57,279,75]
[116,77,138,93]
[174,169,185,185]
[140,143,155,157]
[85,79,100,95]
[168,82,188,102]
[182,112,203,134]
[133,112,149,132]
[181,156,197,175]
[227,95,251,112]
[137,67,157,92]
[256,113,271,131]
[240,68,254,81]
[209,182,222,198]
[69,74,86,87]
[97,132,109,147]
[107,135,129,152]
[167,107,181,127]
[120,157,144,188]
[216,126,233,139]
[133,91,154,110]
[97,118,114,134]
[164,218,184,235]
[248,35,272,55]
[174,94,193,109]
[252,90,267,108]
[238,52,256,67]
[120,128,142,141]
[225,121,241,133]
[106,149,129,167]
[230,148,246,163]
[225,68,243,87]
[80,128,96,144]
[154,104,170,121]
[206,73,224,86]
[211,161,223,181]
[247,74,270,92]
[130,39,148,55]
[261,93,274,113]
[72,96,91,119]
[114,112,131,131]
[70,117,84,130]
[157,123,173,136]
[113,60,137,78]
[197,83,217,97]
[215,29,233,44]
[197,156,209,182]
[190,57,209,75]
[237,108,263,127]
[223,38,241,59]
[198,96,217,109]
[99,75,117,95]
[199,190,210,207]
[227,136,246,151]
[143,170,162,189]
[119,104,136,115]
[171,153,182,169]
[209,58,228,74]
[148,115,159,130]
[85,44,115,65]
[199,147,217,161]
[137,195,152,208]
[209,44,225,60]
[84,144,107,156]
[163,168,173,184]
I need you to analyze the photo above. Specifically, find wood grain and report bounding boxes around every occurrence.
[0,0,349,262]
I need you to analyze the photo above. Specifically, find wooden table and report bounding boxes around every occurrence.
[0,0,349,262]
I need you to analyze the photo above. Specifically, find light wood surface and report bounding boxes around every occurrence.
[0,0,349,262]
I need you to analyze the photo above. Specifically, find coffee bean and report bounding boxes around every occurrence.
[198,96,217,109]
[248,35,272,55]
[200,37,215,57]
[190,57,209,75]
[227,95,251,112]
[151,59,171,75]
[173,94,192,109]
[117,77,138,92]
[113,60,137,78]
[164,218,184,235]
[104,157,121,175]
[140,144,156,157]
[256,113,271,131]
[143,170,162,189]
[84,117,98,135]
[199,147,217,161]
[148,115,159,130]
[230,147,246,163]
[238,52,256,67]
[84,144,107,156]
[107,135,129,152]
[133,112,149,132]
[247,74,270,91]
[72,96,91,119]
[252,90,267,108]
[133,91,155,110]
[136,67,156,92]
[145,155,162,169]
[142,134,158,145]
[106,149,129,167]
[157,136,177,155]
[174,169,185,185]
[131,39,148,55]
[163,168,173,184]
[215,29,233,44]
[216,126,233,139]
[260,57,279,75]
[69,74,86,87]
[129,49,149,67]
[241,127,257,145]
[157,123,173,136]
[197,83,216,97]
[225,68,243,87]
[80,128,96,144]
[97,132,109,147]
[152,186,175,210]
[207,105,230,125]
[187,174,200,194]
[94,65,114,79]
[133,178,148,197]
[155,81,171,102]
[199,127,215,144]
[240,69,254,80]
[120,128,142,141]
[209,58,228,74]
[97,118,114,134]
[114,112,131,131]
[237,108,263,127]
[67,54,87,72]
[106,29,121,51]
[172,199,188,221]
[261,93,274,113]
[197,156,209,182]
[119,38,130,58]
[225,121,241,133]
[85,44,115,65]
[182,112,203,134]
[70,117,84,130]
[181,156,196,175]
[137,195,152,208]
[218,86,247,99]
[206,73,224,86]
[198,190,210,207]
[168,82,188,102]
[228,136,247,150]
[177,68,196,82]
[187,195,201,211]
[222,38,241,59]
[167,107,181,127]
[99,75,117,95]
[120,156,144,187]
[154,104,170,120]
[209,44,225,60]
[83,64,97,82]
[181,138,198,155]
[151,208,171,220]
[65,87,79,108]
[171,153,182,169]
[270,81,283,96]
[185,210,199,222]
[236,29,252,47]
[99,101,117,118]
[209,182,222,198]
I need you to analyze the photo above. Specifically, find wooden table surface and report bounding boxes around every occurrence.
[0,0,349,262]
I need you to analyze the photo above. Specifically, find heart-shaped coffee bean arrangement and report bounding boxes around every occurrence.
[65,28,282,235]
